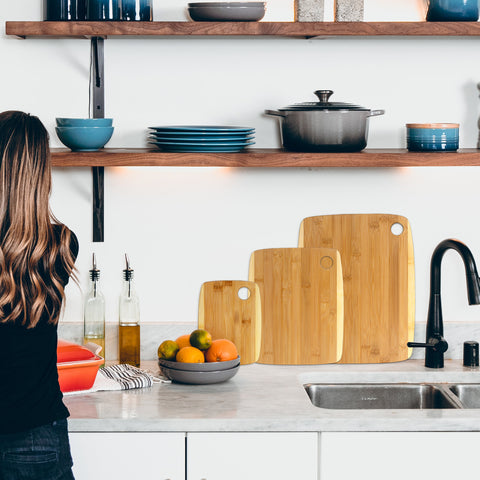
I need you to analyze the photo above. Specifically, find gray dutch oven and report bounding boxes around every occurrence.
[265,90,385,152]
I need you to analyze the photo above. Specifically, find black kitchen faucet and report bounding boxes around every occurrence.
[408,239,480,368]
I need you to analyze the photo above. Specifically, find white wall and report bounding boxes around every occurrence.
[2,1,480,349]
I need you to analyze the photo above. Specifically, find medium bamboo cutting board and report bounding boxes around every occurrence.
[198,280,261,364]
[248,248,343,365]
[299,214,415,364]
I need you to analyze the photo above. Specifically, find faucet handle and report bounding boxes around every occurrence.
[407,337,448,353]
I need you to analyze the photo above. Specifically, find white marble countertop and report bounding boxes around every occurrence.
[64,360,480,433]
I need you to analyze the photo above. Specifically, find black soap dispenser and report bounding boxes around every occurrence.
[463,341,479,368]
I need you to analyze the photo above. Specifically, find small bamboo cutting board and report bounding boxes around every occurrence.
[299,213,415,364]
[198,281,261,364]
[248,248,343,365]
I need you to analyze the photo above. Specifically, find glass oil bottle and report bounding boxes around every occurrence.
[118,254,140,367]
[83,253,106,359]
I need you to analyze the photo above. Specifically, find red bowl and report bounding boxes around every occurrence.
[57,339,104,392]
[57,356,104,392]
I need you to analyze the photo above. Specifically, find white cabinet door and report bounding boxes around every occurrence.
[70,432,185,480]
[321,432,480,480]
[187,432,318,480]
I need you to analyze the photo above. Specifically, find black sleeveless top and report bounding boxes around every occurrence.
[0,226,78,433]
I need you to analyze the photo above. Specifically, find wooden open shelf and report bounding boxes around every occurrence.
[7,21,480,39]
[50,148,480,167]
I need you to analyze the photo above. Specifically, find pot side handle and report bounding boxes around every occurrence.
[265,109,286,117]
[369,109,385,117]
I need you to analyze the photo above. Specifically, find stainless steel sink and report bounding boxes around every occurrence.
[304,383,462,409]
[448,384,480,408]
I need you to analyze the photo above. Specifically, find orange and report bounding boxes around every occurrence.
[205,339,238,362]
[176,346,205,363]
[158,340,179,360]
[176,334,192,349]
[189,329,212,351]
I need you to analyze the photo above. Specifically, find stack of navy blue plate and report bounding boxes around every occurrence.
[148,125,255,152]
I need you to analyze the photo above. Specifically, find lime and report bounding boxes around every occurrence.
[189,329,212,351]
[158,340,180,360]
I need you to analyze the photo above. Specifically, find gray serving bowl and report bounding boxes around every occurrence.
[158,356,240,372]
[188,2,265,6]
[159,364,240,384]
[187,3,266,21]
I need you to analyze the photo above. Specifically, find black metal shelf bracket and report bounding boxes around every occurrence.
[90,37,105,242]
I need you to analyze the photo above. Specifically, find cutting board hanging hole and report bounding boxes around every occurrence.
[237,286,251,300]
[320,256,334,270]
[391,222,404,236]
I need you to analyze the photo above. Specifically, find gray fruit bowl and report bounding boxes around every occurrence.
[158,356,240,372]
[159,364,240,384]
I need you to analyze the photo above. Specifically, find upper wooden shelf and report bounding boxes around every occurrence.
[7,21,480,39]
[50,148,480,167]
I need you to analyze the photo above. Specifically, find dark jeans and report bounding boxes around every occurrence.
[0,419,75,480]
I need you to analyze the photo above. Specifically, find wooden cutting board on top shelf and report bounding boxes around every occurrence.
[298,213,415,364]
[198,280,261,364]
[248,248,343,365]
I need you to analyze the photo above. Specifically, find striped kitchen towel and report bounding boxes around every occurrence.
[64,364,170,395]
[99,364,167,390]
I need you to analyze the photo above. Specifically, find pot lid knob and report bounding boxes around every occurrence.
[314,90,334,103]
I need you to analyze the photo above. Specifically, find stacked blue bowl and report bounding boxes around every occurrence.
[406,123,459,152]
[426,0,479,21]
[55,118,114,152]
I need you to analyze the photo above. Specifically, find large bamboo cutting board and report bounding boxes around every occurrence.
[299,214,415,364]
[198,281,261,364]
[248,248,343,365]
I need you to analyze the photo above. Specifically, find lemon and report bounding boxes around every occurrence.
[189,329,212,351]
[158,340,179,360]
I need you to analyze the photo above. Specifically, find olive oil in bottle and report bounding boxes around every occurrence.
[118,254,140,367]
[83,253,106,359]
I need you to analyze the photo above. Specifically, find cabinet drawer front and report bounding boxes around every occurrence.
[321,432,480,480]
[187,432,318,480]
[70,432,185,480]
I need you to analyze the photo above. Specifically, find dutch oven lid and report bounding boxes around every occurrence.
[57,339,96,363]
[279,90,370,111]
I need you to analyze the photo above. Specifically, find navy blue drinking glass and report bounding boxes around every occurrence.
[86,0,122,20]
[121,0,153,20]
[44,0,86,20]
[427,0,479,21]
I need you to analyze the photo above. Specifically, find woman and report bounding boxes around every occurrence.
[0,111,79,480]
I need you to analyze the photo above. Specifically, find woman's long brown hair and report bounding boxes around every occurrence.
[0,111,77,328]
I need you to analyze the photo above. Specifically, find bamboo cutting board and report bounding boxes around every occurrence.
[198,281,261,364]
[248,248,343,365]
[299,214,415,364]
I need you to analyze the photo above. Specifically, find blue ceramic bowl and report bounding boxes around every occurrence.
[56,118,113,127]
[406,123,459,152]
[426,0,479,21]
[55,126,114,152]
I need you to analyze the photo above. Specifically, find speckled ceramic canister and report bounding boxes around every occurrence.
[335,0,364,21]
[294,0,324,22]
